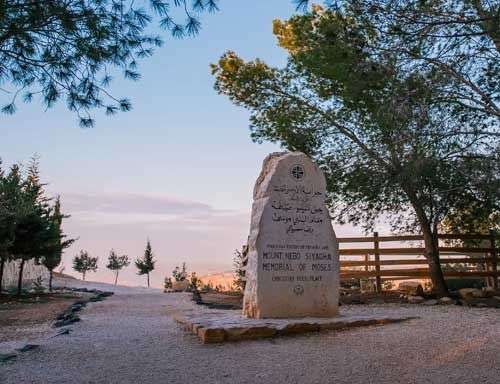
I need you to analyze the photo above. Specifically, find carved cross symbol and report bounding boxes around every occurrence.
[291,165,304,180]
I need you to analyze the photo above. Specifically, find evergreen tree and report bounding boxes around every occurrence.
[10,159,52,296]
[135,239,156,287]
[73,250,98,281]
[41,197,75,291]
[233,245,248,293]
[106,249,130,285]
[0,161,18,293]
[172,262,187,282]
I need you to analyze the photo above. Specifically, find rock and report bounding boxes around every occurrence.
[279,323,321,335]
[172,280,190,292]
[52,328,72,337]
[54,315,80,328]
[15,344,39,353]
[493,296,500,301]
[407,295,425,304]
[0,353,17,363]
[197,327,225,343]
[423,299,438,306]
[71,304,83,312]
[225,326,277,341]
[482,287,496,297]
[243,152,339,318]
[438,297,454,305]
[458,288,483,299]
[398,281,424,296]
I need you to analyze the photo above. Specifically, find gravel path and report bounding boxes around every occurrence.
[1,282,499,384]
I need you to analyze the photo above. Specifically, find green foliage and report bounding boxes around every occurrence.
[106,249,130,285]
[163,276,173,290]
[212,5,499,295]
[106,250,130,270]
[0,157,72,294]
[40,196,75,290]
[190,272,201,291]
[297,1,500,121]
[135,239,155,287]
[232,245,247,292]
[172,262,187,282]
[446,278,485,291]
[0,0,219,127]
[73,250,98,280]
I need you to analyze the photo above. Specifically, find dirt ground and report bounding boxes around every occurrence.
[0,293,83,343]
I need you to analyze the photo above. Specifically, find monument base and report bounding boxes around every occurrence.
[173,308,416,344]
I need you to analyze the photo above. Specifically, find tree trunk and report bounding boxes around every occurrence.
[147,273,150,288]
[0,258,5,295]
[82,271,86,281]
[421,224,448,297]
[17,259,25,297]
[49,270,53,292]
[114,271,118,285]
[404,186,449,297]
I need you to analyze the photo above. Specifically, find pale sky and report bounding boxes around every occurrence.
[1,1,365,287]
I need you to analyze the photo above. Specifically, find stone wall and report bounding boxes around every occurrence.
[2,259,50,290]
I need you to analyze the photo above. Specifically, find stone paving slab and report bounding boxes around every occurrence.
[173,307,417,343]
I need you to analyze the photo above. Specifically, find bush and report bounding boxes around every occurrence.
[446,278,485,291]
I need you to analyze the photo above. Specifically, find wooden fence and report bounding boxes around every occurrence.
[339,232,498,292]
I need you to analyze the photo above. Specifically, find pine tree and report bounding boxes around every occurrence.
[41,197,75,291]
[0,161,18,293]
[135,239,156,287]
[0,0,219,127]
[106,250,130,285]
[11,158,52,296]
[73,250,98,281]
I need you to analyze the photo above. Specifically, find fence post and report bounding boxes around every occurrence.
[374,232,382,293]
[364,254,369,272]
[490,230,498,290]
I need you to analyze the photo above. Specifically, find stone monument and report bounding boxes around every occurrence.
[243,152,339,318]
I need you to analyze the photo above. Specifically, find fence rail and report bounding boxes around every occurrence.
[339,231,498,292]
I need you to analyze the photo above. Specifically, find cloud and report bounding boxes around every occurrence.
[61,192,216,216]
[58,192,245,229]
[57,192,250,286]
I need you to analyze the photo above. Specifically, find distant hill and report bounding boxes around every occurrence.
[198,271,235,291]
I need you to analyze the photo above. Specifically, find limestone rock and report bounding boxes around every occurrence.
[197,327,225,343]
[398,281,424,296]
[438,297,454,305]
[243,152,339,318]
[225,326,277,341]
[458,288,483,299]
[423,299,438,306]
[482,287,496,297]
[407,295,425,304]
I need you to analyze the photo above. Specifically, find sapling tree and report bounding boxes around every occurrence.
[172,262,187,282]
[233,245,248,293]
[135,239,156,287]
[106,249,130,285]
[73,250,98,281]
